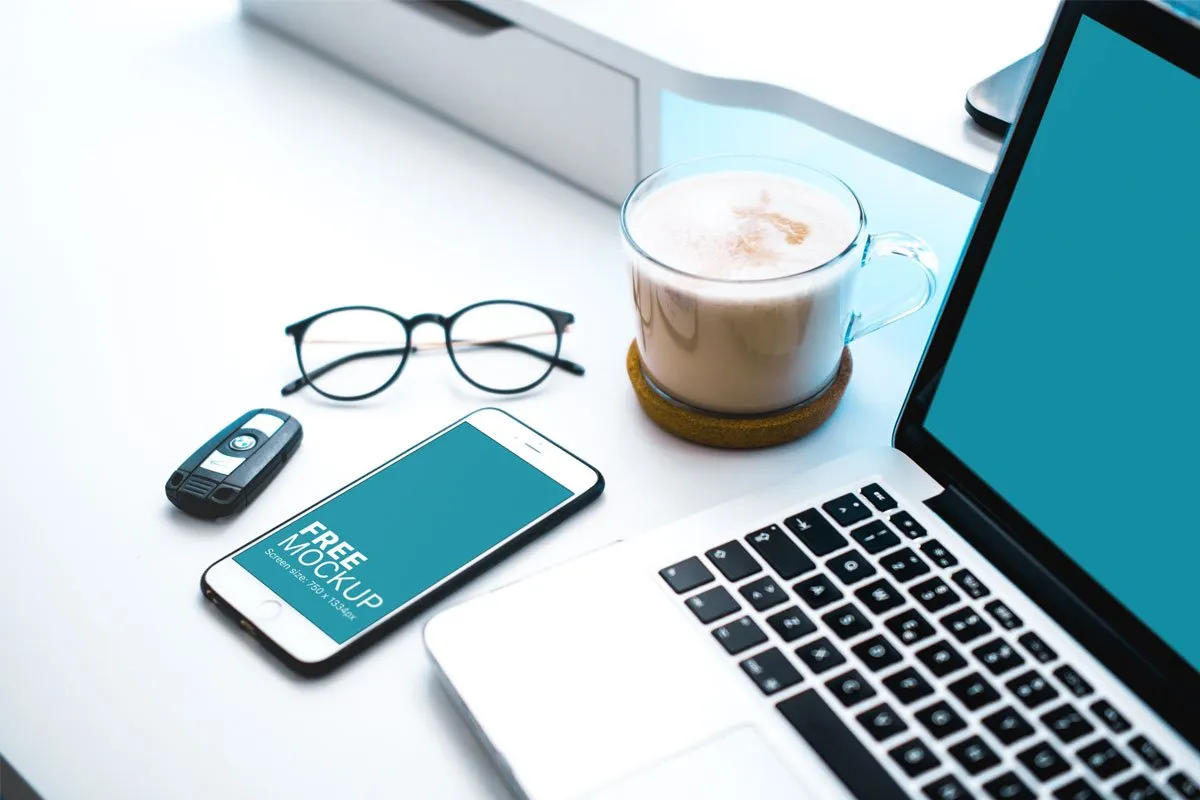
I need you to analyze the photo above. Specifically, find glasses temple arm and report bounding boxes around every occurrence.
[451,339,585,376]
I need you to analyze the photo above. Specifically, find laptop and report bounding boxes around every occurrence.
[424,2,1200,798]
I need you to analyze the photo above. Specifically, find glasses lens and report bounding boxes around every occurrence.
[299,309,409,398]
[449,303,560,391]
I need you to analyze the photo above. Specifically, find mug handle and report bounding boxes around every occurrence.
[845,231,939,343]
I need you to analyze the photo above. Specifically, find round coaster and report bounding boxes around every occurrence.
[626,341,852,449]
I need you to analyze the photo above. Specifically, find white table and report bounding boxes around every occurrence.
[0,2,979,797]
[479,0,1059,197]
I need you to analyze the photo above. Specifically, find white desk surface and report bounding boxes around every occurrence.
[0,2,977,798]
[485,0,1060,196]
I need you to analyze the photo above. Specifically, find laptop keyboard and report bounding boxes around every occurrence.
[658,481,1195,800]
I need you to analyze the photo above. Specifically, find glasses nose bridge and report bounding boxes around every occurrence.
[408,312,449,331]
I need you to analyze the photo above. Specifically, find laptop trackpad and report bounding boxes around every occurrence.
[580,726,814,800]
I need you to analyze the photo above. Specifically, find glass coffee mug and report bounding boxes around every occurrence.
[622,155,938,416]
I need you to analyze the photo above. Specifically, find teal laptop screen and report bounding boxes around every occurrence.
[926,17,1200,671]
[235,422,572,643]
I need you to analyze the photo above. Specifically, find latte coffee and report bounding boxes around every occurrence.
[625,170,862,414]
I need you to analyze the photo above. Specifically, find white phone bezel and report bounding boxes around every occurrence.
[202,408,599,667]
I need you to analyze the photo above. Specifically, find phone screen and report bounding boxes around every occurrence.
[232,421,572,644]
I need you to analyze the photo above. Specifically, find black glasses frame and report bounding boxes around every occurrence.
[281,300,583,401]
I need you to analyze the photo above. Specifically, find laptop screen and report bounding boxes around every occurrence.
[923,15,1200,672]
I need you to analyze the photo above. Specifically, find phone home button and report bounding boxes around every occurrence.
[254,600,282,620]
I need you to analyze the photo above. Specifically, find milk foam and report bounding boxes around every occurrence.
[627,171,859,281]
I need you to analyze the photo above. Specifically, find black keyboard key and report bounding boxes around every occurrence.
[794,573,843,609]
[952,569,990,598]
[823,493,872,526]
[890,737,941,777]
[924,775,973,800]
[827,668,877,707]
[796,636,846,674]
[916,640,967,677]
[685,585,740,623]
[1040,703,1094,744]
[1006,669,1059,709]
[705,540,761,582]
[777,690,909,800]
[1090,699,1131,732]
[660,556,714,593]
[784,508,847,556]
[982,705,1035,745]
[1079,738,1132,779]
[738,575,788,611]
[942,607,993,643]
[885,608,935,646]
[827,549,877,585]
[851,520,901,554]
[739,647,802,695]
[1054,778,1103,800]
[1115,776,1164,800]
[856,701,908,742]
[712,616,768,654]
[1129,735,1170,771]
[891,510,927,539]
[983,772,1034,800]
[853,635,903,672]
[915,700,967,739]
[1017,741,1070,781]
[881,547,931,583]
[1169,772,1200,798]
[766,605,816,642]
[984,599,1022,630]
[862,483,898,511]
[1053,664,1093,698]
[973,638,1025,675]
[949,735,1001,775]
[746,524,815,580]
[948,672,1001,710]
[823,603,873,640]
[856,578,906,614]
[1017,631,1057,663]
[920,539,957,567]
[883,666,935,705]
[911,577,960,612]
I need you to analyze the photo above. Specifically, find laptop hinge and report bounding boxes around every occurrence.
[924,486,1171,692]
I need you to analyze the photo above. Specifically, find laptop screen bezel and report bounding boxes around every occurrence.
[895,0,1200,745]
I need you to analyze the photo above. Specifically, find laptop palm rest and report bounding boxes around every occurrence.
[580,727,812,800]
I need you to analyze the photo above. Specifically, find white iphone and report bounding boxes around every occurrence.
[201,408,603,675]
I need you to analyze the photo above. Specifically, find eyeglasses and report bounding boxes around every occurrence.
[281,301,584,401]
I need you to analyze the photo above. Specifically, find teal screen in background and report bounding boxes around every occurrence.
[235,422,572,643]
[926,17,1200,671]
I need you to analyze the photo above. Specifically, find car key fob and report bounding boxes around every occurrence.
[166,409,302,519]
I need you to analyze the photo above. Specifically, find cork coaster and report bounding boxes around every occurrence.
[626,340,852,449]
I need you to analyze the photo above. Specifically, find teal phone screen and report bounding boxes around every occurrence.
[235,422,572,643]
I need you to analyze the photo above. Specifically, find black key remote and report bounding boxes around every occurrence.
[823,603,873,639]
[914,700,966,739]
[882,547,931,583]
[1054,778,1102,800]
[916,640,967,677]
[982,706,1035,745]
[1169,772,1200,798]
[885,608,935,646]
[1006,670,1059,708]
[1090,699,1131,732]
[942,607,992,643]
[853,635,903,672]
[1018,631,1057,663]
[745,524,815,580]
[948,672,1001,710]
[1129,735,1170,771]
[983,772,1034,800]
[911,577,960,612]
[794,574,843,609]
[827,668,877,707]
[884,667,935,705]
[949,735,1001,774]
[738,575,788,611]
[1040,703,1094,744]
[973,638,1025,675]
[851,520,901,554]
[828,549,877,585]
[920,539,957,567]
[857,702,908,741]
[796,637,846,673]
[856,578,905,614]
[889,737,941,777]
[1017,741,1070,781]
[890,510,927,539]
[167,409,301,519]
[1053,664,1093,697]
[952,569,990,598]
[1078,739,1132,779]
